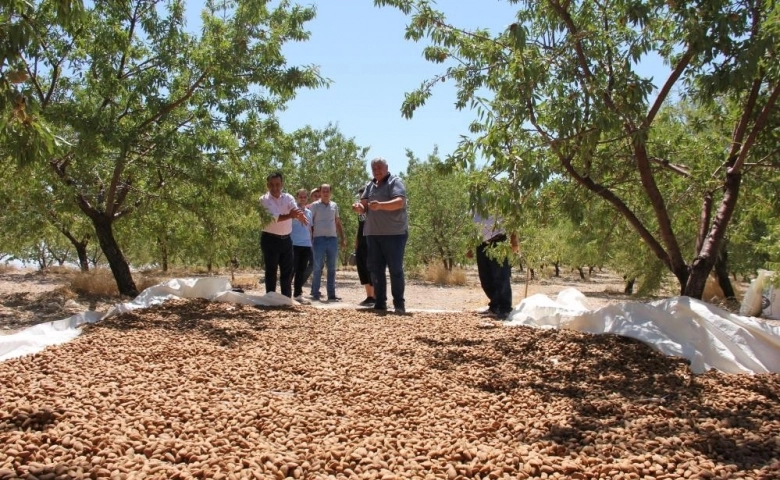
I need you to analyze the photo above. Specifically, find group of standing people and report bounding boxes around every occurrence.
[259,157,519,320]
[259,158,409,315]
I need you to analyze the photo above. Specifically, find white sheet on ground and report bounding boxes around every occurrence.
[506,288,780,374]
[3,281,779,374]
[0,277,292,362]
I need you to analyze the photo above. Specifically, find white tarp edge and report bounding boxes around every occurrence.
[0,277,292,362]
[3,280,780,374]
[506,288,780,374]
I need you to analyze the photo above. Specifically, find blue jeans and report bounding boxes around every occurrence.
[366,233,407,309]
[311,236,338,299]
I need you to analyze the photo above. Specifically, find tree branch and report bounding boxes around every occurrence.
[644,48,694,129]
[730,81,780,175]
[694,192,712,256]
[647,156,691,177]
[135,68,210,132]
[559,149,672,270]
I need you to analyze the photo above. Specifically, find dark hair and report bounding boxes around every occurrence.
[358,186,366,195]
[266,171,283,182]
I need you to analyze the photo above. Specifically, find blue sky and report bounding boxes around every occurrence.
[275,1,520,176]
[188,1,670,177]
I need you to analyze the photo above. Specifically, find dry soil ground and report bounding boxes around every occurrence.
[0,266,635,335]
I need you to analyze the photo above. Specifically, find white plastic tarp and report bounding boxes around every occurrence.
[3,280,780,374]
[506,288,780,374]
[0,277,291,362]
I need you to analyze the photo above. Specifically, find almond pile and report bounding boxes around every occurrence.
[1,299,778,479]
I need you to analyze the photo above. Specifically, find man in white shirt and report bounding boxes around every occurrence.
[260,172,308,298]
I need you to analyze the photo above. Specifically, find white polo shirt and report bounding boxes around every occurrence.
[260,192,297,236]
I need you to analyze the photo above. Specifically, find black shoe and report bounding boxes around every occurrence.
[373,304,387,312]
[327,296,342,302]
[477,308,495,316]
[359,297,375,306]
[492,310,511,320]
[394,306,406,315]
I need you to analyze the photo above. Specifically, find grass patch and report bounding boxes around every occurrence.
[46,265,78,275]
[420,264,467,286]
[70,269,166,296]
[231,273,259,290]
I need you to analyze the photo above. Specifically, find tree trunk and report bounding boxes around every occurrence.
[157,235,169,272]
[60,230,90,272]
[553,262,560,277]
[36,244,49,270]
[684,170,742,298]
[89,245,103,268]
[714,248,736,299]
[577,266,586,280]
[92,216,138,297]
[75,242,89,272]
[47,246,69,266]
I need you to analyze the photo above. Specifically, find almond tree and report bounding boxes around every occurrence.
[281,124,371,265]
[1,0,83,165]
[13,0,326,295]
[376,0,779,299]
[403,148,472,270]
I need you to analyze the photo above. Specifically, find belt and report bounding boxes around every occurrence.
[262,232,290,240]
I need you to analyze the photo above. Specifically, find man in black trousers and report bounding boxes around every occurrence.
[467,214,519,320]
[259,172,308,298]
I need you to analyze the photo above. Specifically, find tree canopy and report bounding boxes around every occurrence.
[375,0,780,298]
[2,0,327,295]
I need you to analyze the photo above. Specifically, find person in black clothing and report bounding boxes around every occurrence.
[355,186,375,306]
[467,214,519,320]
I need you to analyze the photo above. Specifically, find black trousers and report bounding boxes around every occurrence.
[302,248,314,283]
[292,245,312,298]
[260,232,293,298]
[356,236,371,286]
[476,236,512,314]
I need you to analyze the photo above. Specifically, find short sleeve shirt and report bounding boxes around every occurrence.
[291,208,312,246]
[361,174,408,236]
[260,192,297,236]
[310,200,340,238]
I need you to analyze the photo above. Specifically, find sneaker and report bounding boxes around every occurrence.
[308,294,321,301]
[492,310,511,320]
[477,308,495,316]
[327,296,342,302]
[294,296,311,305]
[373,304,388,312]
[359,297,376,307]
[393,306,406,315]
